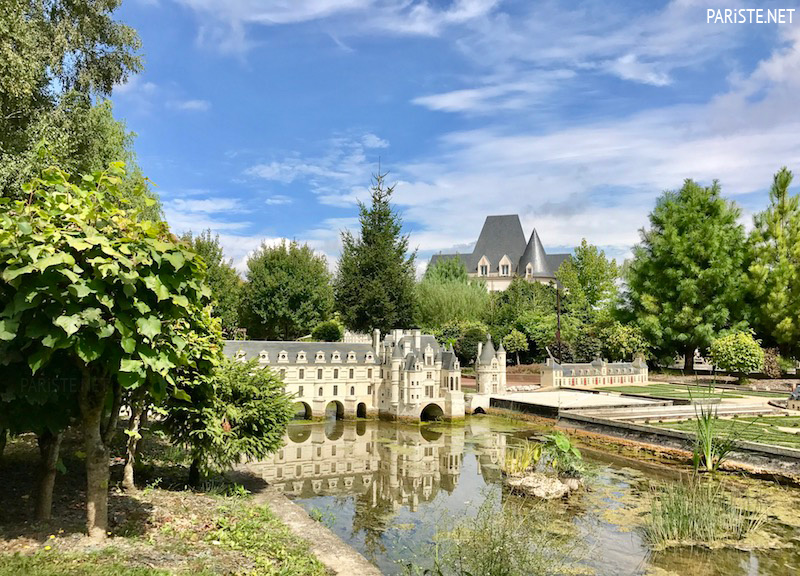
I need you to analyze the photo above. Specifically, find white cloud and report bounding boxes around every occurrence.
[245,132,388,206]
[265,194,293,205]
[171,99,212,112]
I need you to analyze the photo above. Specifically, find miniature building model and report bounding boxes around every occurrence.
[788,385,800,411]
[224,329,505,421]
[429,215,570,292]
[540,357,648,388]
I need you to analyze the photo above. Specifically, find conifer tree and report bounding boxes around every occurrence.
[334,173,417,333]
[747,167,800,355]
[625,179,747,370]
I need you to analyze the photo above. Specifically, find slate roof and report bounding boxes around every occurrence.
[427,214,570,279]
[518,229,551,277]
[479,336,496,364]
[223,340,377,364]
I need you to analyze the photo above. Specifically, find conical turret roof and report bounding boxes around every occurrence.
[518,229,552,277]
[479,336,496,364]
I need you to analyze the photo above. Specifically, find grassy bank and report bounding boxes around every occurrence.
[655,415,800,449]
[0,431,328,576]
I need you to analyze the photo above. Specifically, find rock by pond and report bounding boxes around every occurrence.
[505,472,582,499]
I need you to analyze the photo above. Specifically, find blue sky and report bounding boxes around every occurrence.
[112,0,800,273]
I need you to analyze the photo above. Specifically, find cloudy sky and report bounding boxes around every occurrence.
[113,0,800,273]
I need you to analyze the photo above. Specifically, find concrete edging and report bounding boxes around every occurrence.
[231,470,382,575]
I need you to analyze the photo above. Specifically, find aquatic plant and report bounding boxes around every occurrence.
[501,440,542,476]
[414,498,581,576]
[643,477,766,549]
[692,403,758,473]
[543,432,584,478]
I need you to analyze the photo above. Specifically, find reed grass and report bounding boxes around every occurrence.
[500,441,542,476]
[643,477,766,548]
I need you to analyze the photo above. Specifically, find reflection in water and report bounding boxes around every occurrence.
[249,418,800,576]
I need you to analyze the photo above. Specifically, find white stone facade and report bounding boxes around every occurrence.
[224,329,482,421]
[540,357,648,388]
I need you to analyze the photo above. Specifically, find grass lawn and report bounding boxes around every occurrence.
[654,416,800,449]
[596,383,787,400]
[0,430,329,576]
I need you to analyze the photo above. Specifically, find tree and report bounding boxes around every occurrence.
[416,257,488,330]
[433,321,490,365]
[240,241,333,340]
[708,332,764,381]
[502,330,527,365]
[334,172,416,333]
[625,179,747,370]
[597,320,649,362]
[312,319,344,342]
[747,168,800,356]
[556,239,618,322]
[182,230,242,337]
[163,357,294,486]
[0,165,220,539]
[485,278,556,339]
[425,256,469,283]
[1,1,146,203]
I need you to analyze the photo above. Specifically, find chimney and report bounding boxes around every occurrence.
[373,328,381,355]
[413,329,421,351]
[477,342,483,359]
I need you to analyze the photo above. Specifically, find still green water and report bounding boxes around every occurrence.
[248,416,800,575]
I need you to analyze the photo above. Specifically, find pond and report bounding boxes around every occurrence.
[247,416,800,575]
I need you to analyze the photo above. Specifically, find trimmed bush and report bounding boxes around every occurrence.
[311,320,344,342]
[708,332,764,378]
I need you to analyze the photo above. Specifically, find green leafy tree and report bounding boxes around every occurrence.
[312,319,344,342]
[424,256,469,282]
[485,278,556,338]
[163,357,294,485]
[240,241,333,340]
[556,239,618,322]
[625,179,747,370]
[708,332,765,381]
[597,320,649,361]
[182,230,242,337]
[502,329,528,365]
[433,320,490,365]
[415,277,489,330]
[0,165,221,539]
[1,1,146,203]
[747,168,800,356]
[334,172,416,333]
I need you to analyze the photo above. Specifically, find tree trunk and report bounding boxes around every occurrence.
[0,428,7,463]
[189,456,202,487]
[122,392,146,492]
[35,430,63,521]
[516,352,520,366]
[79,367,121,541]
[683,348,695,372]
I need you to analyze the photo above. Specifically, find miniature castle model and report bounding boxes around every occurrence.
[429,215,571,292]
[224,330,507,421]
[540,356,648,388]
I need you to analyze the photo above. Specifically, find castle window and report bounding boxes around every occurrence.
[347,351,356,362]
[317,368,323,380]
[332,351,341,362]
[315,351,325,362]
[299,368,305,379]
[279,351,288,362]
[501,264,510,276]
[480,264,488,276]
[259,351,269,362]
[279,369,285,378]
[350,386,355,396]
[427,372,432,380]
[299,386,303,396]
[318,387,323,396]
[425,385,433,397]
[297,351,307,362]
[368,368,373,378]
[526,264,532,278]
[334,368,339,379]
[333,385,338,396]
[368,385,373,394]
[365,352,374,362]
[349,368,354,379]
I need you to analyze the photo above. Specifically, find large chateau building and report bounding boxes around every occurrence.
[429,214,571,292]
[224,329,507,421]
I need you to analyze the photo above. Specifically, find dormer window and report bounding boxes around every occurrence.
[365,352,374,363]
[332,351,341,362]
[278,351,288,362]
[315,351,325,362]
[501,264,510,276]
[259,351,269,363]
[526,264,533,278]
[297,351,307,363]
[347,351,357,363]
[480,264,488,276]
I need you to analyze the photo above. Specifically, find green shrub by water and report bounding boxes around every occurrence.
[643,478,766,549]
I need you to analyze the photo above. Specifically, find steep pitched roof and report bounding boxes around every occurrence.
[545,253,570,274]
[223,340,376,364]
[518,229,552,277]
[429,253,470,269]
[469,215,526,273]
[479,336,496,364]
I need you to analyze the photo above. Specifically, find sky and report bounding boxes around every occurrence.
[111,0,800,274]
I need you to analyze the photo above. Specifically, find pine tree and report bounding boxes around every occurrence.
[334,173,417,333]
[625,179,747,370]
[747,167,800,355]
